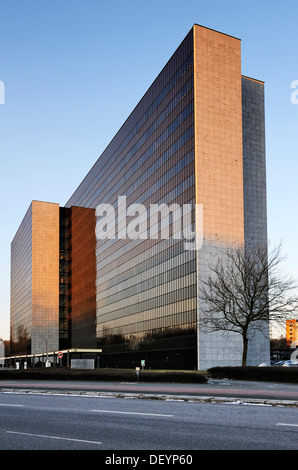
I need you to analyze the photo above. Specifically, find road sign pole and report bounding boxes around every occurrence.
[57,352,63,367]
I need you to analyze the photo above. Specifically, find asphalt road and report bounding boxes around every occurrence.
[0,392,298,451]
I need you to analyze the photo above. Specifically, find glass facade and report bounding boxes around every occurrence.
[59,207,71,349]
[67,30,197,369]
[70,206,97,349]
[10,205,33,355]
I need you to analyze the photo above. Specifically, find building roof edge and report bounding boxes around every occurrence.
[193,23,241,41]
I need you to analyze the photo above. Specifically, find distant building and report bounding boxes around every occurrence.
[286,319,298,347]
[10,25,270,369]
[0,340,4,365]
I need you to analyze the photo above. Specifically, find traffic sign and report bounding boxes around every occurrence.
[57,352,63,359]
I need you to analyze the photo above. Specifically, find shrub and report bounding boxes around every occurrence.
[207,366,298,383]
[0,367,207,383]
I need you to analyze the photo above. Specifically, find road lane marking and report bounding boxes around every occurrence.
[0,404,24,407]
[6,431,102,445]
[91,409,174,417]
[277,423,298,428]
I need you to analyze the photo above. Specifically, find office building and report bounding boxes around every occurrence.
[10,25,270,369]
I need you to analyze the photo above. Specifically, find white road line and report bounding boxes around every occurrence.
[91,409,174,417]
[277,423,298,428]
[0,404,24,407]
[120,382,138,385]
[6,431,102,445]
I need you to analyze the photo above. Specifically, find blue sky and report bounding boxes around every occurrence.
[0,0,297,340]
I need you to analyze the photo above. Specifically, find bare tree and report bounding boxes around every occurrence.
[200,242,298,366]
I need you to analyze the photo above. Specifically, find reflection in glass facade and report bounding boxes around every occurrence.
[70,206,97,348]
[10,25,271,369]
[10,205,33,355]
[66,29,197,369]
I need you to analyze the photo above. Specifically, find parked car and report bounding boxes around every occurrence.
[281,360,298,367]
[273,360,286,366]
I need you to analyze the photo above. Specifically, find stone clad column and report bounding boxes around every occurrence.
[193,25,245,368]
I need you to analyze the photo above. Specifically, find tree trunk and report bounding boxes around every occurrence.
[242,335,248,367]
